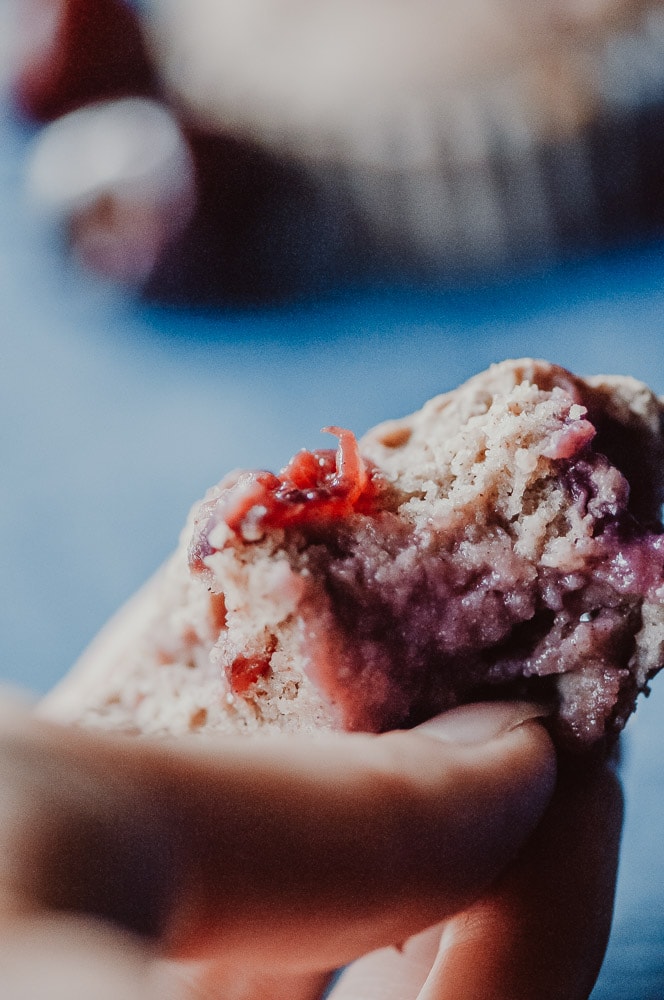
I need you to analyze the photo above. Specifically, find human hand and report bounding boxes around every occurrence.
[0,697,620,999]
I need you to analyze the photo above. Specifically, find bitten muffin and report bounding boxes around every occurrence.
[42,359,664,749]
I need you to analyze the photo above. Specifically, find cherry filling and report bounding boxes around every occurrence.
[189,427,381,570]
[187,397,664,744]
[228,654,272,694]
[209,592,228,631]
[226,636,277,695]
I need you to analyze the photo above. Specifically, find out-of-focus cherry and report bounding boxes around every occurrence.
[13,0,156,123]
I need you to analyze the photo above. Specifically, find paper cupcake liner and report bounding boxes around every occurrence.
[145,2,664,292]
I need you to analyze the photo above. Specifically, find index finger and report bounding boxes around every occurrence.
[0,700,555,973]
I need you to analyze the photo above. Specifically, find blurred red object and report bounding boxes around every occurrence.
[13,0,155,122]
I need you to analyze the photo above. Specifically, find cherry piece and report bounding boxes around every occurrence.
[227,655,272,695]
[189,429,381,572]
[13,0,156,122]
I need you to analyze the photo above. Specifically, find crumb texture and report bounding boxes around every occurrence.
[42,359,664,750]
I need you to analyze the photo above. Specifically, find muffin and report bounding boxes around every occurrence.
[148,0,664,275]
[42,359,664,750]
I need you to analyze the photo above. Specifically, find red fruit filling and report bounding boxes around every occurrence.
[227,652,273,695]
[209,592,228,632]
[189,427,381,570]
[188,390,664,747]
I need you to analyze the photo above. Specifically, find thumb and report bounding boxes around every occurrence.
[0,700,556,972]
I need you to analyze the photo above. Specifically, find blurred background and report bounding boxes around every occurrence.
[1,0,664,995]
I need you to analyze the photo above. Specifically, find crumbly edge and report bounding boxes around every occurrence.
[41,358,664,739]
[362,359,664,722]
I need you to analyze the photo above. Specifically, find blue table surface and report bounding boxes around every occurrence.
[1,101,663,995]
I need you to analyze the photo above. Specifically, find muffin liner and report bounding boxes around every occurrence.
[146,0,664,282]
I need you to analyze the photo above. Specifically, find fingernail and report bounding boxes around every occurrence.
[415,701,550,745]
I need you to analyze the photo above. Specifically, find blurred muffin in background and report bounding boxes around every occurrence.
[12,0,664,302]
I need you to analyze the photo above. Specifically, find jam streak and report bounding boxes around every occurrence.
[190,428,379,569]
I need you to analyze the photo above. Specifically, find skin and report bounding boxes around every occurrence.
[0,697,621,999]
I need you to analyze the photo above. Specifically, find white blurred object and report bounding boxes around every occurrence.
[26,97,196,284]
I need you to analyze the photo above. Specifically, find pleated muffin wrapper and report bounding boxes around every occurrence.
[144,0,664,284]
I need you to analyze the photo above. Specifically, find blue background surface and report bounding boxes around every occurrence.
[1,101,663,994]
